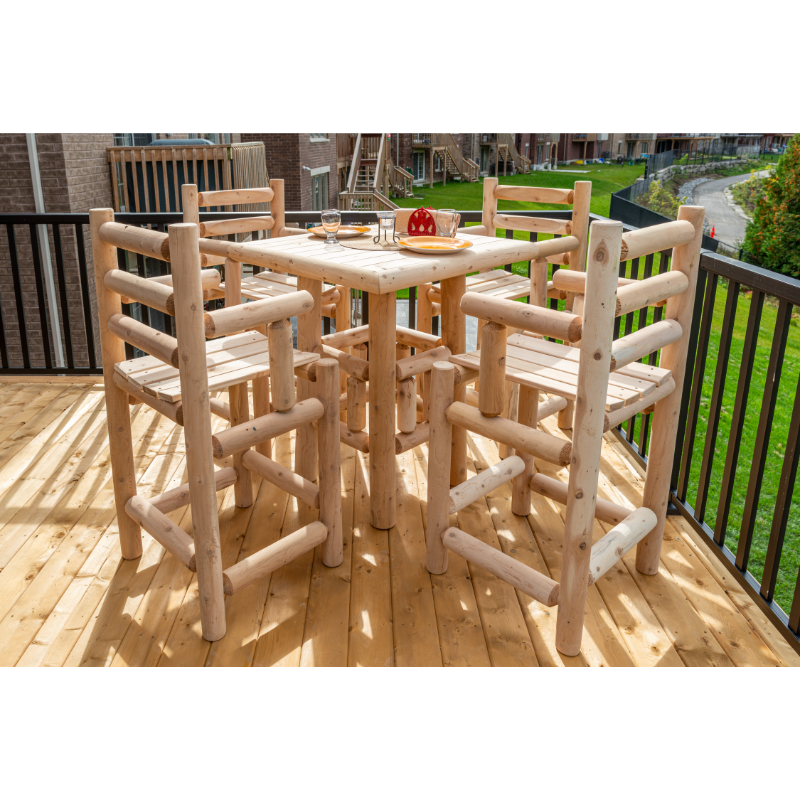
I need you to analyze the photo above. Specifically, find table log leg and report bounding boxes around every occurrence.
[441,274,467,486]
[369,291,396,529]
[296,275,321,484]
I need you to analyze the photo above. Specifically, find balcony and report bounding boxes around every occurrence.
[1,207,798,667]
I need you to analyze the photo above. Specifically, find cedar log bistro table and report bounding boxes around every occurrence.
[199,227,577,529]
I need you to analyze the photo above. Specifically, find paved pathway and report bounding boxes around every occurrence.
[693,170,770,247]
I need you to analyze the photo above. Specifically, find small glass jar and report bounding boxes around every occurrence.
[374,211,398,244]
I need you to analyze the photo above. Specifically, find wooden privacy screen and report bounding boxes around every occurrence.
[107,142,269,214]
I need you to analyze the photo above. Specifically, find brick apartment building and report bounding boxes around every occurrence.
[0,132,340,369]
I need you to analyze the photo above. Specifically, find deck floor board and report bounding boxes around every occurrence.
[1,382,797,668]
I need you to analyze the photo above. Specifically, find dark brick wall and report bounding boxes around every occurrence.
[240,134,338,210]
[0,133,113,370]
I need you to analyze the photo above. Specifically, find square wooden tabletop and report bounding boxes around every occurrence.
[224,229,571,294]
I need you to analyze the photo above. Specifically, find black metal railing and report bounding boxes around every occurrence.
[2,207,799,654]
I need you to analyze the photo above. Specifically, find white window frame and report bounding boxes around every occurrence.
[310,165,330,211]
[412,150,426,181]
[310,133,329,142]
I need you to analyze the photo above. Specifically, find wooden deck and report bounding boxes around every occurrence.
[0,379,797,667]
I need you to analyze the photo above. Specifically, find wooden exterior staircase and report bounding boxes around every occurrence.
[339,133,399,211]
[496,134,531,176]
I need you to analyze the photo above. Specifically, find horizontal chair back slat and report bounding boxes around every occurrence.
[494,185,574,204]
[492,214,571,236]
[620,219,695,261]
[204,289,315,339]
[461,291,582,343]
[198,187,275,207]
[199,216,275,238]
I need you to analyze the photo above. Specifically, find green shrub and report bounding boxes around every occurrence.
[636,178,681,218]
[743,135,800,276]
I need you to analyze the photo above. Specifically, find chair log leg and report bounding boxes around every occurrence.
[230,381,253,508]
[317,359,343,567]
[426,362,455,574]
[636,206,705,574]
[90,208,141,560]
[556,221,621,657]
[369,292,397,529]
[441,274,467,486]
[169,222,226,641]
[296,275,322,483]
[511,385,539,515]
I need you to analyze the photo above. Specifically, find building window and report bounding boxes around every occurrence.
[310,133,328,142]
[435,154,442,172]
[113,133,154,146]
[640,141,649,155]
[480,146,489,172]
[311,172,329,211]
[626,141,635,158]
[617,140,622,155]
[412,151,426,181]
[184,134,231,143]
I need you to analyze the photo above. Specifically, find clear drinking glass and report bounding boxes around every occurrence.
[321,209,341,244]
[437,208,458,238]
[376,210,397,243]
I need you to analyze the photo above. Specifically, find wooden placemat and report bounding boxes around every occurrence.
[338,234,403,252]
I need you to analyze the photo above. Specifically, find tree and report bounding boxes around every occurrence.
[743,134,800,275]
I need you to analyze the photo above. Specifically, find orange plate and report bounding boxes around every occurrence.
[398,236,473,254]
[308,225,371,239]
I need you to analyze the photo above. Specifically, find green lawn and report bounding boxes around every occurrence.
[391,166,799,612]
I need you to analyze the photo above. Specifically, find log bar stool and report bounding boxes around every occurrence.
[181,181,346,327]
[417,178,592,437]
[89,209,343,642]
[426,208,704,656]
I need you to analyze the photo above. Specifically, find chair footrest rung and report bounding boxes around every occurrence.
[395,422,429,454]
[212,398,324,459]
[222,521,328,595]
[446,402,571,465]
[341,423,369,453]
[125,495,196,570]
[440,527,559,606]
[588,507,658,586]
[241,450,319,509]
[530,473,631,525]
[449,456,525,513]
[150,467,238,515]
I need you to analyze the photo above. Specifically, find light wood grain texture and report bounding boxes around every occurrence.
[241,449,319,508]
[447,402,571,465]
[346,376,367,432]
[588,508,657,586]
[229,381,253,508]
[368,291,397,529]
[449,455,524,513]
[478,322,507,417]
[461,292,582,342]
[316,359,343,567]
[99,221,170,262]
[494,184,574,204]
[441,274,467,485]
[150,467,238,514]
[168,222,226,641]
[107,314,179,367]
[611,320,682,370]
[198,187,275,207]
[511,385,538,515]
[112,372,181,425]
[295,276,321,482]
[205,290,313,339]
[212,398,324,459]
[397,378,417,434]
[90,209,141,559]
[104,270,174,315]
[637,207,705,574]
[222,522,327,596]
[620,219,695,261]
[125,495,197,571]
[268,318,296,412]
[441,527,559,606]
[395,345,451,381]
[556,220,622,657]
[615,271,689,317]
[426,362,455,573]
[530,472,631,525]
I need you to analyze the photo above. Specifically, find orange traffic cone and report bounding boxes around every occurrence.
[710,226,715,238]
